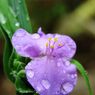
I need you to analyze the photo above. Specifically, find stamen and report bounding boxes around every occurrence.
[46,42,49,47]
[50,45,54,49]
[58,43,63,47]
[54,37,58,42]
[48,37,52,41]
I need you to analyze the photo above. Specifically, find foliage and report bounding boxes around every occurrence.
[0,0,33,94]
[71,59,93,95]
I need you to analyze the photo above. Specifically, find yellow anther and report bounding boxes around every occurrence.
[58,43,63,47]
[46,42,48,47]
[48,37,52,41]
[54,37,58,42]
[50,45,54,48]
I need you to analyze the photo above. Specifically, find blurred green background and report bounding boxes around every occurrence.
[0,0,95,95]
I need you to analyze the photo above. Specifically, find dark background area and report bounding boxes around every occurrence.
[0,0,95,95]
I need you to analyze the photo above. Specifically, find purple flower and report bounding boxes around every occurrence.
[12,27,77,95]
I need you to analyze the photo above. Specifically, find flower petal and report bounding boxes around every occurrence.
[52,34,76,59]
[12,29,47,58]
[25,57,77,95]
[37,27,45,36]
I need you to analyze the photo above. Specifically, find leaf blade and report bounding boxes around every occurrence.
[0,0,19,38]
[71,59,93,95]
[15,70,34,94]
[1,26,13,80]
[8,0,32,32]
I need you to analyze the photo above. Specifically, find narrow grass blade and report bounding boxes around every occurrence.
[71,59,93,95]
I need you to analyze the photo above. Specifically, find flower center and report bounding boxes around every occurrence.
[45,37,64,56]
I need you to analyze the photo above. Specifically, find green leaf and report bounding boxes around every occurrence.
[0,26,20,82]
[13,60,25,72]
[0,0,19,38]
[8,50,19,82]
[15,70,34,94]
[0,27,3,38]
[8,49,27,82]
[9,0,32,32]
[1,26,13,80]
[71,59,93,95]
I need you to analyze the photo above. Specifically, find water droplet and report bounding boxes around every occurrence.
[62,58,67,62]
[31,34,40,39]
[26,17,29,21]
[61,83,73,94]
[27,70,34,78]
[18,0,21,3]
[15,29,26,37]
[42,80,51,89]
[7,30,11,35]
[57,62,61,67]
[0,13,6,24]
[71,74,75,78]
[74,74,77,77]
[37,84,44,92]
[65,61,70,66]
[15,22,20,27]
[71,74,77,78]
[2,20,6,24]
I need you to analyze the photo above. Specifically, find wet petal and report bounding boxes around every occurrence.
[52,34,76,59]
[25,57,77,95]
[12,29,47,58]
